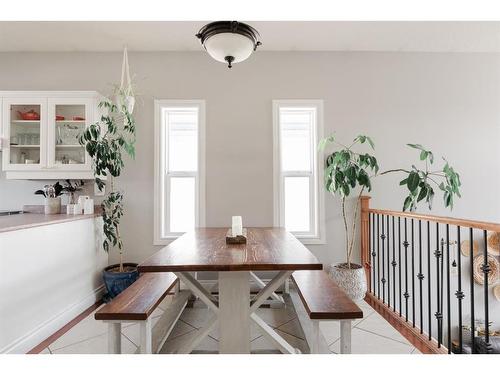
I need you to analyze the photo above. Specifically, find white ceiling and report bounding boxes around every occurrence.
[1,21,500,52]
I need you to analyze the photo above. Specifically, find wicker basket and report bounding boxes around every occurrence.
[487,232,500,256]
[460,239,479,257]
[472,254,499,285]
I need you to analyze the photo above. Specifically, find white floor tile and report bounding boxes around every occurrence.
[255,307,297,328]
[275,318,305,340]
[356,312,413,345]
[329,328,414,354]
[159,329,219,353]
[50,313,108,350]
[319,321,341,345]
[51,333,137,354]
[251,329,309,353]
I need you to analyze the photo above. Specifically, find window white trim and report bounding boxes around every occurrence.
[273,100,325,245]
[154,100,206,245]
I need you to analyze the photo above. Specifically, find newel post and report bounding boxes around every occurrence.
[360,195,371,291]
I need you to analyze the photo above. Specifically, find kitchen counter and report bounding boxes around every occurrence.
[0,211,101,234]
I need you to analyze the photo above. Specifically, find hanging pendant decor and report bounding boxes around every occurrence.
[196,21,261,68]
[115,46,135,115]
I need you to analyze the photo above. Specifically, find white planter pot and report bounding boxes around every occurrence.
[329,262,367,301]
[115,95,135,114]
[44,197,61,215]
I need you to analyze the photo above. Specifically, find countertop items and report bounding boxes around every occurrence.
[0,205,101,234]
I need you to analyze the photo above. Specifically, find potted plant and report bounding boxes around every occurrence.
[79,87,137,300]
[320,135,461,300]
[35,182,64,214]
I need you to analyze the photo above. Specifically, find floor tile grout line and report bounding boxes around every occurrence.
[354,326,414,347]
[50,331,110,352]
[274,327,305,342]
[121,332,139,349]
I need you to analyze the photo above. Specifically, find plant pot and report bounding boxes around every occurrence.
[329,262,367,301]
[102,262,139,300]
[44,197,61,215]
[115,95,135,114]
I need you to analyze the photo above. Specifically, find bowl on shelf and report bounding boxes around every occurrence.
[56,115,65,121]
[72,116,85,121]
[17,110,40,121]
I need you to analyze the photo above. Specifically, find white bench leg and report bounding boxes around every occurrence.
[311,320,320,354]
[108,323,121,354]
[340,320,352,354]
[140,317,152,354]
[284,277,290,295]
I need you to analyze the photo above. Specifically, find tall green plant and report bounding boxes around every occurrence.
[320,135,461,268]
[79,93,136,272]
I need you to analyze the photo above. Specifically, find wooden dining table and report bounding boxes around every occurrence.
[138,227,322,354]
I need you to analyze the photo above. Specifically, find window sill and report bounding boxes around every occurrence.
[295,236,326,245]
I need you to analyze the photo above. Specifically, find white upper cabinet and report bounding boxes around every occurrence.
[0,91,101,179]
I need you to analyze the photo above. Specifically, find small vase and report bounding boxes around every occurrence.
[44,197,61,215]
[330,262,367,301]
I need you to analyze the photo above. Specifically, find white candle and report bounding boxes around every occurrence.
[232,216,243,237]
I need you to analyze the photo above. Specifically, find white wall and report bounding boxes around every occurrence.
[0,51,499,269]
[0,217,106,353]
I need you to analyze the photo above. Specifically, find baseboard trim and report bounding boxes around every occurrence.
[1,285,105,354]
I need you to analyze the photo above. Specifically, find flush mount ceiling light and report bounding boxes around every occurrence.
[196,21,261,68]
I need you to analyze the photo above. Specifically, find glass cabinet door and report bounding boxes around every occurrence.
[2,98,46,170]
[48,98,92,170]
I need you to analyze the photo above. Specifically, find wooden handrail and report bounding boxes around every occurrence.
[367,208,500,232]
[359,195,500,355]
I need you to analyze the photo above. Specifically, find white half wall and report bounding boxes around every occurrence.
[0,217,107,353]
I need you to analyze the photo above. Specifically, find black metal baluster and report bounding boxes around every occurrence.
[377,214,380,299]
[398,217,402,317]
[387,215,391,308]
[435,223,442,348]
[418,220,424,334]
[392,216,396,313]
[469,228,475,354]
[371,214,376,295]
[446,224,451,353]
[482,229,491,353]
[381,215,386,303]
[456,226,464,354]
[403,218,409,321]
[427,221,432,340]
[411,219,416,327]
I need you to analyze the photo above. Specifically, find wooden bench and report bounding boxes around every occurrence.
[95,272,190,354]
[290,270,363,354]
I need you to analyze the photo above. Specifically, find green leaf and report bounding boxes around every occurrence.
[318,135,335,151]
[407,171,420,192]
[420,150,428,161]
[399,178,408,186]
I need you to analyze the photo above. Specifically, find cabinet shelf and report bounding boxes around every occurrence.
[10,144,40,148]
[55,120,86,124]
[11,120,40,124]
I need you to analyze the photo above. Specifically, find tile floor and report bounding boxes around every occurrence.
[39,289,421,354]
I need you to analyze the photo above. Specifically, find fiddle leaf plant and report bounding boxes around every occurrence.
[79,91,136,272]
[321,135,461,269]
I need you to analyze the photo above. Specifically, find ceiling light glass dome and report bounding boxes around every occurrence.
[196,21,261,68]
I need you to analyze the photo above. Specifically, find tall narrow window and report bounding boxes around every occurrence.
[273,100,325,244]
[154,100,205,244]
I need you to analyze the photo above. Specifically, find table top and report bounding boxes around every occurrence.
[139,227,323,272]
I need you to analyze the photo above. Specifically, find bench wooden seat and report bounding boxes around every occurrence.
[95,272,190,354]
[290,270,363,354]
